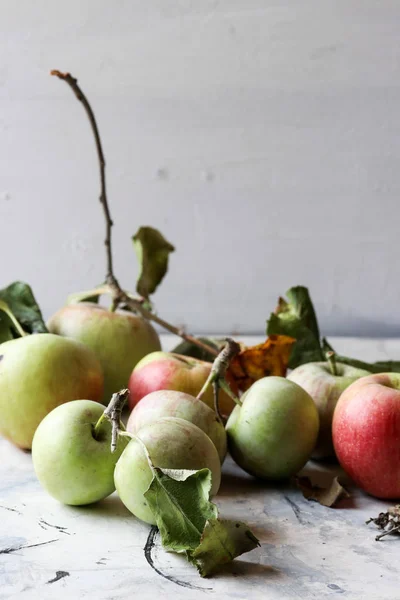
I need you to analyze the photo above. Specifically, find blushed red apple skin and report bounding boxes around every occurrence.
[128,351,237,416]
[333,373,400,499]
[126,390,227,462]
[48,303,161,403]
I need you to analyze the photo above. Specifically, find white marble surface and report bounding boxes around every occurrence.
[1,336,400,600]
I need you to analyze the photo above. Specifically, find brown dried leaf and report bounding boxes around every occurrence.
[228,335,295,392]
[295,476,350,508]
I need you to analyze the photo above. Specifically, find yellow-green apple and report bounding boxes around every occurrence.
[333,373,400,499]
[288,362,370,459]
[128,352,237,416]
[126,390,227,462]
[32,400,128,505]
[0,333,103,449]
[114,417,221,524]
[226,376,319,479]
[48,303,161,403]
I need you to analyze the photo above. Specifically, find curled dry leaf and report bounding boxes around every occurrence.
[295,476,350,508]
[367,505,400,541]
[229,335,295,392]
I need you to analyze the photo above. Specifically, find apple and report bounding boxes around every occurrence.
[0,333,103,449]
[48,303,161,403]
[32,400,128,505]
[333,373,400,499]
[226,376,319,479]
[126,390,227,462]
[114,417,221,524]
[128,351,237,416]
[288,362,370,459]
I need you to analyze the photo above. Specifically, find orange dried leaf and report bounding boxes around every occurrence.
[229,335,295,392]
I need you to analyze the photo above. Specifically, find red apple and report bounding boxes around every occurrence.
[333,373,400,499]
[128,351,237,417]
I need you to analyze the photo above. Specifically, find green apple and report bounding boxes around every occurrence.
[32,400,128,505]
[115,417,221,524]
[288,362,370,459]
[128,351,237,417]
[48,303,161,403]
[226,376,319,479]
[126,390,227,462]
[0,333,103,449]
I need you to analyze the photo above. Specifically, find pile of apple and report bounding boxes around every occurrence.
[3,299,400,511]
[289,359,400,499]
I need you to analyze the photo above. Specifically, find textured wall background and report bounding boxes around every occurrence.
[1,1,400,336]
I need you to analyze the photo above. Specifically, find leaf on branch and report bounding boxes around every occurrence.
[189,519,260,577]
[0,282,47,338]
[143,462,259,576]
[229,335,295,392]
[67,285,111,305]
[133,227,175,299]
[267,286,325,369]
[172,338,225,363]
[295,475,350,508]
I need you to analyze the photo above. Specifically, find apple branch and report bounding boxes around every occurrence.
[51,70,116,287]
[197,338,242,421]
[94,388,130,451]
[51,70,218,358]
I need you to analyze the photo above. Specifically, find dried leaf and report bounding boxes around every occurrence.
[229,335,295,392]
[366,505,400,541]
[296,476,350,507]
[267,286,324,369]
[133,226,175,299]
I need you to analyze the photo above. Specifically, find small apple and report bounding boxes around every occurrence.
[288,361,370,459]
[226,376,319,479]
[333,373,400,499]
[32,400,128,505]
[0,333,103,449]
[114,417,221,524]
[126,390,227,462]
[48,303,161,403]
[128,351,237,416]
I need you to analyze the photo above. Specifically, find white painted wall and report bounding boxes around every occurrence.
[2,1,400,336]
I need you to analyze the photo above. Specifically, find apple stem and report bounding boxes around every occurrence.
[326,351,338,376]
[93,389,130,451]
[197,339,242,420]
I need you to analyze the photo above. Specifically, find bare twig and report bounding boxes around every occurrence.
[51,70,116,286]
[51,70,218,358]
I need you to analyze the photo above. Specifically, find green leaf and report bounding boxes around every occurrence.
[0,282,47,337]
[267,286,324,368]
[66,285,110,305]
[171,338,225,363]
[189,519,260,577]
[0,311,14,344]
[133,227,175,299]
[144,468,218,553]
[142,457,260,576]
